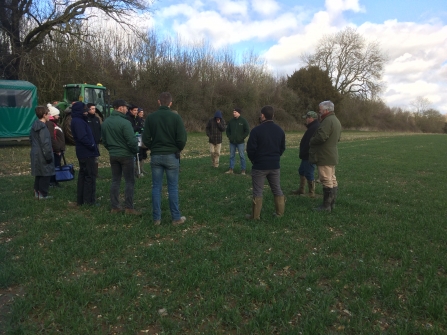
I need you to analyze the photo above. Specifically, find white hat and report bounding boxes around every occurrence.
[47,104,60,117]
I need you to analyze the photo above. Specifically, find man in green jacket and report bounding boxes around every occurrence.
[143,92,188,226]
[225,108,250,175]
[101,99,140,215]
[309,100,342,212]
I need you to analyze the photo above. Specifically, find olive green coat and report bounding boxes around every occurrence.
[309,112,341,166]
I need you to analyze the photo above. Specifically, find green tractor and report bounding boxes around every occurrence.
[56,83,112,144]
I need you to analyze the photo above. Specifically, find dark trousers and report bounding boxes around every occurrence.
[251,168,283,197]
[77,157,97,205]
[110,156,135,209]
[34,176,51,197]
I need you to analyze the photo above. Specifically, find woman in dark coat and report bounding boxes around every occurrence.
[30,106,55,199]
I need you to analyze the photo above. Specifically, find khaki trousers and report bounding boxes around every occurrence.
[209,143,222,167]
[317,165,338,188]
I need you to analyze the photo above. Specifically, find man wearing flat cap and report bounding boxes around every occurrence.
[101,99,140,215]
[292,111,320,198]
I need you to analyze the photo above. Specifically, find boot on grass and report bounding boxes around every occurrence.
[245,197,263,220]
[315,187,333,212]
[273,195,285,217]
[291,175,306,195]
[306,180,316,198]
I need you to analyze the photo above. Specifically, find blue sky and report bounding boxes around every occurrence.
[145,0,447,112]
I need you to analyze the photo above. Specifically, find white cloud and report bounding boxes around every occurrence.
[216,0,248,16]
[251,0,281,16]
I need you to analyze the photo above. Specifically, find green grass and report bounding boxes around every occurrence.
[0,132,446,334]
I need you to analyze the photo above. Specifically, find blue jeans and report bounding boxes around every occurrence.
[229,143,246,170]
[110,156,135,209]
[298,159,316,181]
[150,154,181,221]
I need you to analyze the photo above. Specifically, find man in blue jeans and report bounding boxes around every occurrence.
[101,99,140,215]
[225,108,250,175]
[142,92,187,226]
[291,111,320,198]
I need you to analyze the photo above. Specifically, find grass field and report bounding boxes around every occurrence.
[0,132,446,334]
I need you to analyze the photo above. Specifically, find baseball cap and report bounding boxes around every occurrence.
[302,111,318,119]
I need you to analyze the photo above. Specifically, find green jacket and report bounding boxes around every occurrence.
[142,106,187,155]
[309,112,341,166]
[226,116,250,144]
[101,110,139,157]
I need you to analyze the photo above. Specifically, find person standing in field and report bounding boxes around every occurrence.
[101,99,141,215]
[246,105,286,219]
[30,106,54,199]
[142,92,187,226]
[86,103,102,178]
[225,108,250,175]
[309,100,342,212]
[45,104,65,188]
[206,110,226,168]
[71,102,100,206]
[291,111,320,198]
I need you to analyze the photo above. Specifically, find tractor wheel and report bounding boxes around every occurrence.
[62,114,75,145]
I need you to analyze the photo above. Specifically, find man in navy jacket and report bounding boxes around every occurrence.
[71,101,100,206]
[246,105,286,220]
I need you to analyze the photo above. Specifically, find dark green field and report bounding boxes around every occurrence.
[1,132,446,334]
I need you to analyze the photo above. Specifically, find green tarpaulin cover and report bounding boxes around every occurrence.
[0,80,38,139]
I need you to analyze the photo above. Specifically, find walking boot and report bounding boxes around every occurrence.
[315,187,333,212]
[273,195,285,217]
[291,175,306,195]
[331,186,338,210]
[306,180,316,198]
[245,197,263,220]
[225,168,233,174]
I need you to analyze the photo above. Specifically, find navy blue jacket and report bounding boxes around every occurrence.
[299,119,320,160]
[247,120,285,170]
[71,107,99,159]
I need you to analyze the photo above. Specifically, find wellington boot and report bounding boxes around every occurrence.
[315,187,333,212]
[291,175,306,195]
[273,195,285,217]
[307,180,316,198]
[245,197,263,220]
[331,186,338,210]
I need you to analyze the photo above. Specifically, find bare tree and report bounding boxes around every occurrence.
[410,96,431,115]
[0,0,152,79]
[301,27,386,99]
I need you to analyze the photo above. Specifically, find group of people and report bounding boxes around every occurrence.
[205,100,341,218]
[30,93,341,225]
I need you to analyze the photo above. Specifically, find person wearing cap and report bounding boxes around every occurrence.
[291,111,320,197]
[225,107,250,175]
[71,101,100,206]
[246,105,286,219]
[86,103,102,178]
[309,100,342,212]
[45,104,65,187]
[206,110,226,168]
[101,99,140,215]
[142,92,187,226]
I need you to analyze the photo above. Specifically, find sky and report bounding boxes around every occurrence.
[145,0,447,112]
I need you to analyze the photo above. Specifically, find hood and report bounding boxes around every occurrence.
[71,101,86,119]
[31,119,47,132]
[214,110,223,119]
